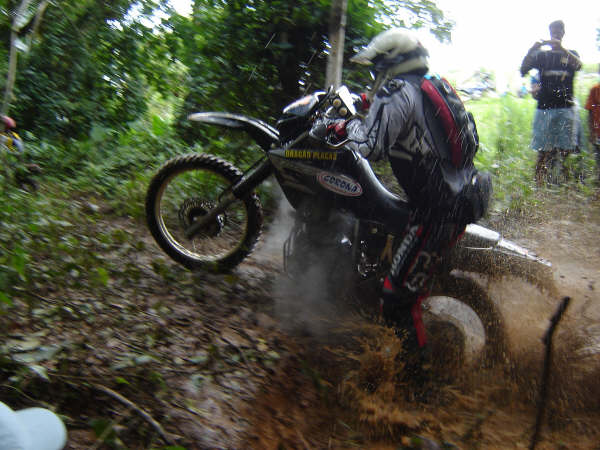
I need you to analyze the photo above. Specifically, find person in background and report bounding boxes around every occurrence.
[520,20,582,186]
[530,71,541,99]
[0,115,24,154]
[0,401,67,450]
[584,64,600,185]
[0,115,41,190]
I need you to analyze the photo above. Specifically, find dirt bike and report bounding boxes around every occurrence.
[145,86,554,363]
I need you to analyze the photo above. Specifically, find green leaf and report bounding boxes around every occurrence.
[89,124,114,143]
[114,376,130,385]
[95,267,110,286]
[151,114,167,136]
[0,292,12,307]
[90,418,117,444]
[10,247,28,281]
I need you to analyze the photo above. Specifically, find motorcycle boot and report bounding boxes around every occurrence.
[380,277,433,392]
[380,287,420,350]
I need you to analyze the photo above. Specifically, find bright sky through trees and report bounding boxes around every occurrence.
[170,0,191,16]
[420,0,600,87]
[170,0,600,88]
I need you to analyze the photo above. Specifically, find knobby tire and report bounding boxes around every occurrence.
[145,153,263,272]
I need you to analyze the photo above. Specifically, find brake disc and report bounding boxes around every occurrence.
[178,198,226,237]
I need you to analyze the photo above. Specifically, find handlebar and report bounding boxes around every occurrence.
[304,85,365,151]
[311,86,334,116]
[324,138,351,150]
[320,85,357,120]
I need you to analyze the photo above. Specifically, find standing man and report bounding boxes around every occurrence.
[520,20,582,186]
[584,64,600,185]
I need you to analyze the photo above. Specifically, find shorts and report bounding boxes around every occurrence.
[531,107,578,152]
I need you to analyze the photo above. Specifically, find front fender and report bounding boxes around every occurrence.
[188,112,280,150]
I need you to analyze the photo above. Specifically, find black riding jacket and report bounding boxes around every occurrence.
[346,74,479,218]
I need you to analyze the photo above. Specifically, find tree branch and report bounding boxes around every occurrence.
[92,383,176,446]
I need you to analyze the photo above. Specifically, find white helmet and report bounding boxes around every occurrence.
[351,29,429,93]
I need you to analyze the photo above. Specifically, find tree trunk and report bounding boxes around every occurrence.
[325,0,347,90]
[2,30,20,116]
[1,0,39,116]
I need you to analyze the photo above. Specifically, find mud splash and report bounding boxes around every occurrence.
[239,195,600,449]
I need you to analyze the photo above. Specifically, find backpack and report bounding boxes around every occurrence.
[420,74,479,169]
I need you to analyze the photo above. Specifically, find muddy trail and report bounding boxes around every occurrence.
[2,191,600,449]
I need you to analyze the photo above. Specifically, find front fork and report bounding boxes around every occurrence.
[185,157,273,239]
[283,204,356,277]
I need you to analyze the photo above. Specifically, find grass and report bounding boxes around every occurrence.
[468,95,539,214]
[468,92,598,216]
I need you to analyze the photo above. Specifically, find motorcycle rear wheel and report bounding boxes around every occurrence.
[145,153,262,272]
[347,271,506,366]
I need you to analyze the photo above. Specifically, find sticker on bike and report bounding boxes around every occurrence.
[317,172,363,197]
[285,149,337,161]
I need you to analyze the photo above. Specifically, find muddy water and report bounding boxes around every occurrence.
[492,198,600,429]
[495,198,600,356]
[240,194,600,449]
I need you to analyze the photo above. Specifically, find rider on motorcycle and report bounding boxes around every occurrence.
[338,29,492,366]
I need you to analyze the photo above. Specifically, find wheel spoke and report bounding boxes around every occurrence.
[146,154,262,271]
[151,159,249,263]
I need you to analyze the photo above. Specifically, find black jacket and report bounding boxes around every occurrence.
[346,74,484,220]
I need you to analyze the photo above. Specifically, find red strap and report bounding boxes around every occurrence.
[421,79,462,168]
[360,93,370,111]
[334,120,347,137]
[383,276,394,293]
[328,120,347,138]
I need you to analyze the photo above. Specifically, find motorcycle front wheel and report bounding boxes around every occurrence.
[145,153,263,272]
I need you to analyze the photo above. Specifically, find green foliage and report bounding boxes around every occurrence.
[175,0,452,143]
[468,91,597,216]
[21,91,186,185]
[90,417,124,448]
[368,0,452,41]
[0,188,39,312]
[1,1,180,141]
[0,97,189,313]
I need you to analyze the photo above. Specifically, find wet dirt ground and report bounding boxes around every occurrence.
[231,192,600,450]
[3,192,599,449]
[164,191,600,450]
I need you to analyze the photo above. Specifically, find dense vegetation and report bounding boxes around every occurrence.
[0,1,599,445]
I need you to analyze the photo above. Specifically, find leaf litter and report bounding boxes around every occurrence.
[0,192,599,449]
